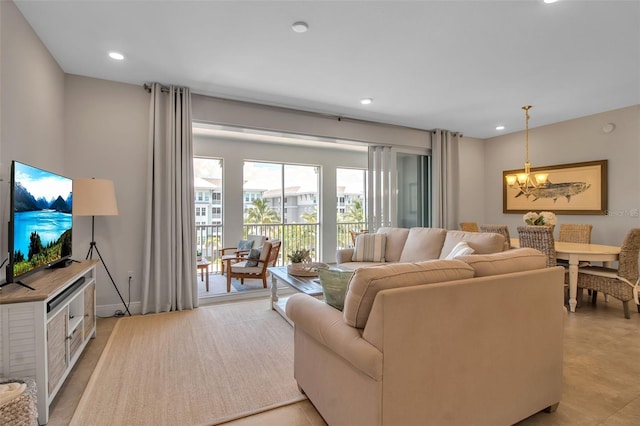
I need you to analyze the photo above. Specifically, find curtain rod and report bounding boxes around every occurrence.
[143,83,188,93]
[143,83,461,136]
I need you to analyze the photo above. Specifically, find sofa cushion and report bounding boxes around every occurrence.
[343,260,475,328]
[456,248,547,277]
[399,227,447,262]
[439,230,505,259]
[337,261,388,271]
[444,241,475,259]
[352,233,387,262]
[376,227,410,262]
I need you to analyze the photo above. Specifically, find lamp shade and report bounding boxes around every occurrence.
[73,178,119,216]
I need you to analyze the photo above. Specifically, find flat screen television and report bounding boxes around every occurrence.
[3,161,73,288]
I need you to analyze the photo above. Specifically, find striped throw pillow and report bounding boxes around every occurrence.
[352,233,386,262]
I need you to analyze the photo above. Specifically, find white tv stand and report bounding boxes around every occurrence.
[0,260,98,425]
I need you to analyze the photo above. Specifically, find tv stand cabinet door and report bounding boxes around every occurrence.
[47,306,68,394]
[83,283,95,339]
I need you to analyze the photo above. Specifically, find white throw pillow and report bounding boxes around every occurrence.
[445,241,475,259]
[351,233,386,262]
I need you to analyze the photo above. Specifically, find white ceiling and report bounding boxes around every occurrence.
[14,0,640,139]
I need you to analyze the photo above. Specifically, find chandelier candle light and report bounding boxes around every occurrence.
[505,106,549,196]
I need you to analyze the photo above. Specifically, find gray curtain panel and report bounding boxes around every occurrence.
[431,130,460,229]
[142,83,198,314]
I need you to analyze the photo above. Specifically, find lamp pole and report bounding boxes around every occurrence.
[86,216,131,316]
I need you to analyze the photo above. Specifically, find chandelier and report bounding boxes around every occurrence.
[505,105,548,196]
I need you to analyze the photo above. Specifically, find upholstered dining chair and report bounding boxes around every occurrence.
[220,234,267,275]
[459,222,479,232]
[480,224,511,250]
[576,228,640,319]
[517,225,557,267]
[224,240,281,292]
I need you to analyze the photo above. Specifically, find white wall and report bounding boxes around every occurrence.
[194,135,367,262]
[0,0,65,265]
[458,136,486,225]
[483,105,640,245]
[64,74,149,315]
[192,94,431,149]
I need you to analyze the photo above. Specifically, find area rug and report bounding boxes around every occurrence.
[230,278,268,292]
[70,300,305,426]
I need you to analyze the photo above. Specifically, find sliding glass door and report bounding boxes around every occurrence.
[396,152,430,228]
[243,161,320,263]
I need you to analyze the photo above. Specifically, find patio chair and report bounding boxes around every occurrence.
[349,229,368,246]
[224,240,281,292]
[479,224,511,250]
[459,222,479,232]
[576,228,640,319]
[219,235,267,275]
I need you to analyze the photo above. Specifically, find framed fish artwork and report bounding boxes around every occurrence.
[503,160,608,215]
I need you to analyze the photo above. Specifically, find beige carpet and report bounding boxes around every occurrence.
[70,300,306,426]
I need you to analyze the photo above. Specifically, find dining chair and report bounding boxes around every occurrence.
[224,240,281,292]
[517,225,557,267]
[459,222,479,232]
[479,224,511,250]
[558,224,593,244]
[557,223,594,269]
[576,228,640,319]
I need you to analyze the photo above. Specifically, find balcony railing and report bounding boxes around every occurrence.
[196,221,367,273]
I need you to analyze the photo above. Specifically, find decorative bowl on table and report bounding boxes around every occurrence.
[287,262,330,277]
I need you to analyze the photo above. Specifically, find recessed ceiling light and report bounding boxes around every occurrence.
[292,22,309,33]
[543,0,558,4]
[496,125,505,131]
[108,51,124,61]
[360,98,373,105]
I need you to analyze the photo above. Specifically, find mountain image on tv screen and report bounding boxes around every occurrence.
[11,162,72,279]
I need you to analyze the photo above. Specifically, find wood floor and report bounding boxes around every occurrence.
[48,293,640,425]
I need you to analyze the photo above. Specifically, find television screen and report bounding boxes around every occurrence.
[6,161,73,284]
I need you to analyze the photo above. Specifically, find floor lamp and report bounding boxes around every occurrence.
[73,178,131,316]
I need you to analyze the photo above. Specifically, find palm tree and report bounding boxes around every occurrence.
[244,198,280,224]
[337,199,366,249]
[340,199,364,223]
[245,198,281,237]
[301,209,317,223]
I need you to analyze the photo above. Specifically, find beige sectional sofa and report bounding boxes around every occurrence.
[286,248,565,426]
[336,226,507,270]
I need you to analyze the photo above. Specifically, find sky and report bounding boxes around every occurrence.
[15,162,72,201]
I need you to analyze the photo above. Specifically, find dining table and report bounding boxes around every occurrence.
[510,238,621,312]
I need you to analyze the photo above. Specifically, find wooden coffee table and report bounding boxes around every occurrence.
[269,266,323,324]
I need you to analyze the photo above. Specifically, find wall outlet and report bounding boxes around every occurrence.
[128,271,134,280]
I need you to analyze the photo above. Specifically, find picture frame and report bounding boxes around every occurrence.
[503,160,607,215]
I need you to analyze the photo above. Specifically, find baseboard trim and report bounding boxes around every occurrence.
[97,301,141,318]
[96,286,297,316]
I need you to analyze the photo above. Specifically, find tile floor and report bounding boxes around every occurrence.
[48,292,640,425]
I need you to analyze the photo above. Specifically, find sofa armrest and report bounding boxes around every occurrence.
[286,294,382,380]
[336,248,354,264]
